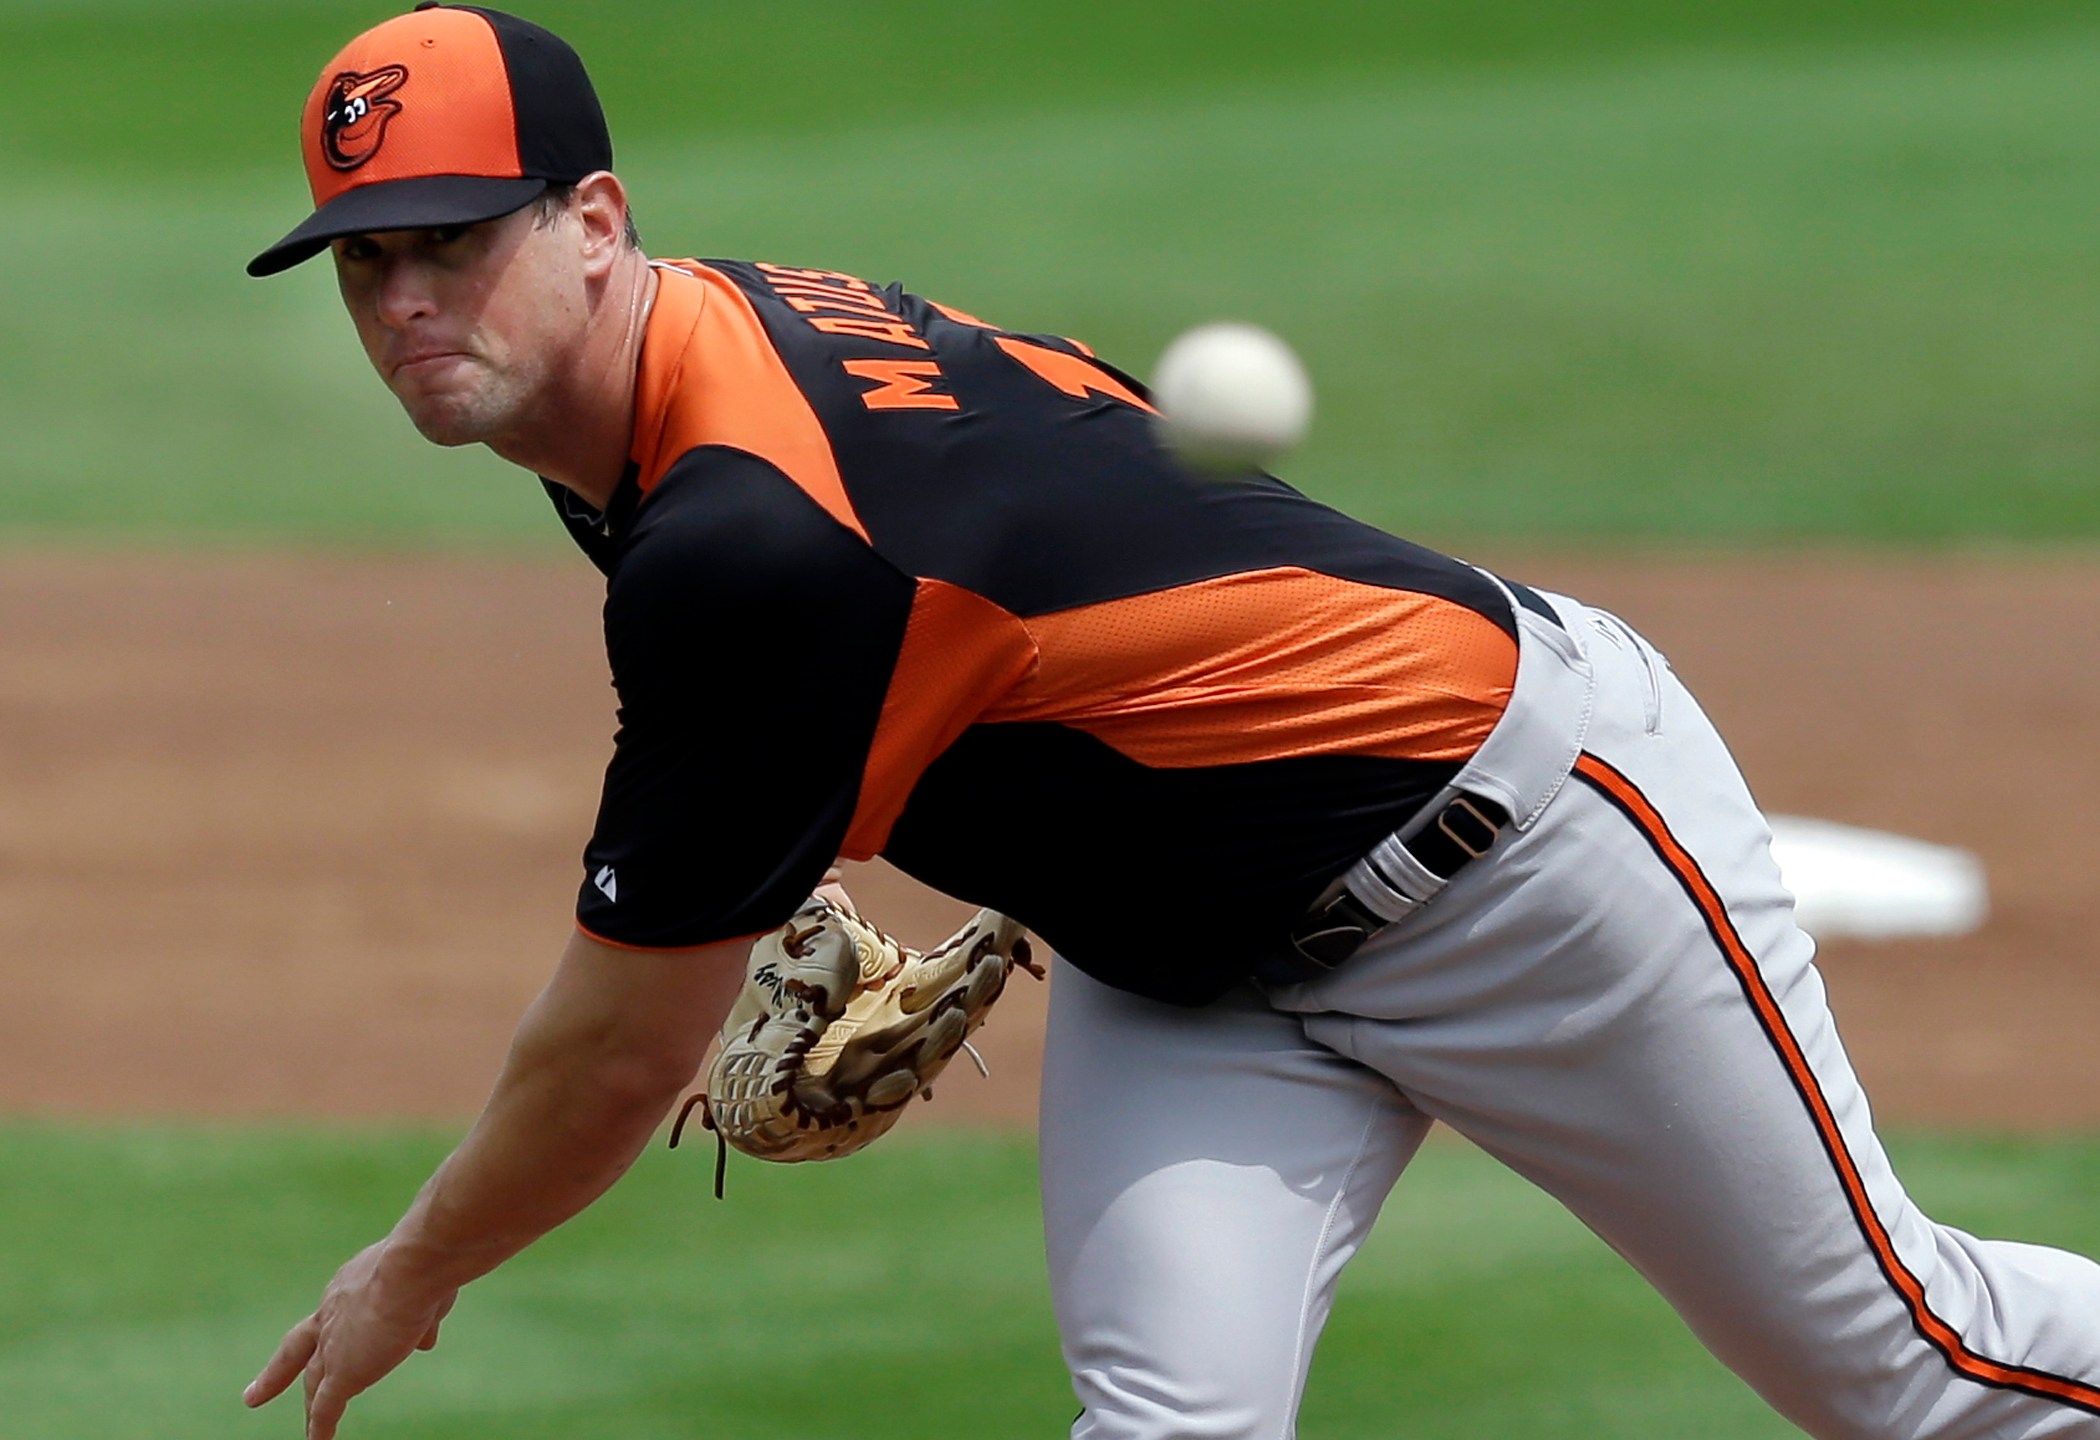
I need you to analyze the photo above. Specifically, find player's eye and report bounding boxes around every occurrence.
[337,235,381,263]
[428,223,473,246]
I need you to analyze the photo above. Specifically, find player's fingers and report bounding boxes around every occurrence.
[306,1374,349,1440]
[243,1316,318,1407]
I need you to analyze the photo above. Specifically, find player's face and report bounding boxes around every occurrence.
[330,203,589,448]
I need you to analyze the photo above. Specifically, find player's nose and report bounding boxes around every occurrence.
[372,256,440,329]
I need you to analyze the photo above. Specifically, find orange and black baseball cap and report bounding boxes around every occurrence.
[247,4,611,277]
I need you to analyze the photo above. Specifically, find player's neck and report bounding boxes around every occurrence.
[490,253,659,511]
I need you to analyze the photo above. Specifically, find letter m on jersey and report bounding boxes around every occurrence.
[843,359,960,412]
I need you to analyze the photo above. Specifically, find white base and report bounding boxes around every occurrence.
[1766,816,1988,941]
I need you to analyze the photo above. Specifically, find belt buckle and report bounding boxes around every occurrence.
[1286,891,1384,972]
[1436,796,1500,860]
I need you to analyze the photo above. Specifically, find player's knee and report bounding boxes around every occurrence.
[1066,1349,1296,1440]
[1069,1380,1271,1440]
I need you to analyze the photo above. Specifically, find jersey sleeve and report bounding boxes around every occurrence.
[576,446,916,949]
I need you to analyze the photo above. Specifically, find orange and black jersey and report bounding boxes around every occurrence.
[550,259,1520,1006]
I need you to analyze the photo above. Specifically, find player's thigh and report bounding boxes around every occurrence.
[1331,781,1894,1420]
[1303,646,2100,1437]
[1041,961,1428,1439]
[1389,780,2100,1435]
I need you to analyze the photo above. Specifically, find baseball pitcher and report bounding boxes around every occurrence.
[243,8,2100,1438]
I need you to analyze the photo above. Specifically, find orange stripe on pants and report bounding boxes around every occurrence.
[1572,751,2100,1416]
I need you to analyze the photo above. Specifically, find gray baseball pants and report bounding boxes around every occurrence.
[1041,590,2100,1439]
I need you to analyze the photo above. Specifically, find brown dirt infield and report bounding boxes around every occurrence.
[3,547,2096,1130]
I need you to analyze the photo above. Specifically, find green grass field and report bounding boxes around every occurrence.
[4,0,2099,546]
[2,1126,2097,1440]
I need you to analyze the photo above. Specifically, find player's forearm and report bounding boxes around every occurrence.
[384,1021,680,1288]
[375,932,744,1295]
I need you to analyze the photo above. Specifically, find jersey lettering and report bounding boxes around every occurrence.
[994,336,1156,414]
[808,316,933,349]
[780,288,894,319]
[755,262,874,291]
[930,300,998,330]
[753,263,934,351]
[843,359,960,412]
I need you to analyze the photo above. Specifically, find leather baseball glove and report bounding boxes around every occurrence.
[673,898,1039,1185]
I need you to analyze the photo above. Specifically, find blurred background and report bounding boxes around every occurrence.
[4,1,2099,1435]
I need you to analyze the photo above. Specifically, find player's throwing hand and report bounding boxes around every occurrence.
[243,1240,457,1440]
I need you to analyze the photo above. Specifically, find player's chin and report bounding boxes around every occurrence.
[397,390,503,448]
[407,416,490,447]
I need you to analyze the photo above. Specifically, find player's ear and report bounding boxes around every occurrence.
[571,171,633,274]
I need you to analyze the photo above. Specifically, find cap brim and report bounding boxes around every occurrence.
[246,174,551,277]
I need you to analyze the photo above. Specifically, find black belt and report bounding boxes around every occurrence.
[1257,575,1545,987]
[1262,792,1510,985]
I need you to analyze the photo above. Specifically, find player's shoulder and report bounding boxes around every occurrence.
[610,446,895,610]
[626,445,863,561]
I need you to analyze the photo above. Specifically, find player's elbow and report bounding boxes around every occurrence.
[569,1021,708,1114]
[518,929,742,1114]
[509,1004,705,1122]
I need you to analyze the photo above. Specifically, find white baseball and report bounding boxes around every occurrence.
[1150,322,1313,473]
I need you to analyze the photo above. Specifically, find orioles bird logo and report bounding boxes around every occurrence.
[320,66,409,171]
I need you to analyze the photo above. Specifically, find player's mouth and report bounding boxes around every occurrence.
[392,349,471,379]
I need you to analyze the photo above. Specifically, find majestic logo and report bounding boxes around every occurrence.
[593,865,619,903]
[320,66,409,171]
